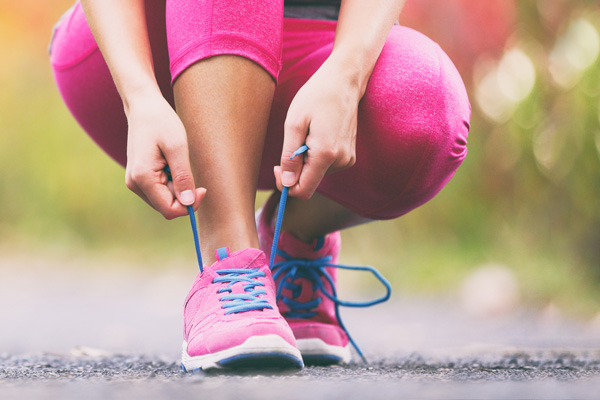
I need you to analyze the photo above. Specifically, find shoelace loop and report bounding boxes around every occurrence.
[213,268,274,314]
[271,249,391,362]
[265,144,392,363]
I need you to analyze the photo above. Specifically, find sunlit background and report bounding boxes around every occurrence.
[1,0,599,320]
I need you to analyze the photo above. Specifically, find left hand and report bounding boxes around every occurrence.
[274,57,362,200]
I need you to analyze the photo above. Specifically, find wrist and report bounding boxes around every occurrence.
[121,79,163,116]
[325,50,371,98]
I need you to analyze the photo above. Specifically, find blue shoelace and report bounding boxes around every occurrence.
[184,145,392,361]
[164,168,270,313]
[187,207,272,313]
[213,269,273,314]
[270,250,391,362]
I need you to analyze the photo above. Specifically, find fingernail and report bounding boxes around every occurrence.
[180,190,194,205]
[282,171,296,187]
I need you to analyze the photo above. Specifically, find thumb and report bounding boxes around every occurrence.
[164,146,196,206]
[280,119,309,188]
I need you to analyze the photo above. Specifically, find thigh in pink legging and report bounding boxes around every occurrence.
[50,1,173,167]
[258,19,471,220]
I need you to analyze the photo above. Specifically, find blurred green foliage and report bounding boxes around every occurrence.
[0,1,599,315]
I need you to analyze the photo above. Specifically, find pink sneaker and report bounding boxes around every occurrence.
[257,194,347,364]
[257,192,392,365]
[181,247,303,371]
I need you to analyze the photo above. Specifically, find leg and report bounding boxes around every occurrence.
[52,0,284,264]
[255,20,471,365]
[315,25,471,221]
[53,0,303,371]
[173,55,274,264]
[166,0,285,265]
[167,0,304,371]
[281,193,371,243]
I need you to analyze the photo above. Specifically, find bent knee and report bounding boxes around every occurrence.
[319,28,471,220]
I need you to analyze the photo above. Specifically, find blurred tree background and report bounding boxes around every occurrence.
[1,1,599,315]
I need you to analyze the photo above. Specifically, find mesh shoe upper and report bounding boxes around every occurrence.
[257,194,349,348]
[183,247,297,357]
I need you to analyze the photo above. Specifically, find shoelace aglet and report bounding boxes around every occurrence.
[291,145,309,159]
[357,350,368,364]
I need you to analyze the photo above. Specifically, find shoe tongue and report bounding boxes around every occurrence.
[278,231,331,260]
[209,247,267,271]
[261,192,334,260]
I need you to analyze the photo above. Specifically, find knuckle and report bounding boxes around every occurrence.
[162,138,186,153]
[130,170,148,185]
[317,148,337,163]
[284,119,304,134]
[162,209,176,220]
[125,182,136,192]
[297,190,313,201]
[125,175,135,190]
[281,149,295,160]
[281,151,302,167]
[338,152,353,167]
[172,171,193,186]
[347,154,356,168]
[282,157,300,168]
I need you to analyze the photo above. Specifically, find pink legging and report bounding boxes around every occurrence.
[50,0,470,220]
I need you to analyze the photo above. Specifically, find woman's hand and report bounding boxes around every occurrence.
[80,1,205,219]
[275,57,362,199]
[125,90,205,219]
[275,0,404,199]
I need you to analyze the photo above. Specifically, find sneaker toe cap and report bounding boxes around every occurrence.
[186,318,297,357]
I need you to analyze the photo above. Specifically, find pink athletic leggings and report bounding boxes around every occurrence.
[50,1,470,220]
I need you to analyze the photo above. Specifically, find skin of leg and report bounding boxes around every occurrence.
[174,55,275,265]
[281,193,372,243]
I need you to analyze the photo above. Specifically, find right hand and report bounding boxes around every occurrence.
[124,92,205,220]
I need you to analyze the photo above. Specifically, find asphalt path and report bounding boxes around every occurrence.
[1,254,599,399]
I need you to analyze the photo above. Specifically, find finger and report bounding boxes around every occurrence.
[166,180,175,196]
[127,179,157,211]
[287,148,332,200]
[162,141,196,206]
[274,165,283,192]
[324,153,355,175]
[191,187,207,211]
[141,179,205,215]
[138,178,190,220]
[166,170,206,212]
[280,117,310,188]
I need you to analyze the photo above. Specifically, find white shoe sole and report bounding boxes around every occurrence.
[181,334,303,371]
[297,338,352,364]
